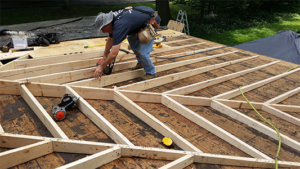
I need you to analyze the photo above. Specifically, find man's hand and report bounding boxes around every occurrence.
[93,65,104,79]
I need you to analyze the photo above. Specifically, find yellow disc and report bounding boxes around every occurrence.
[162,137,173,146]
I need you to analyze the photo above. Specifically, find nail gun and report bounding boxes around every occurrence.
[52,94,78,121]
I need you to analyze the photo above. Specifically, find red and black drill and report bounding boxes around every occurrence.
[52,94,78,121]
[96,58,115,75]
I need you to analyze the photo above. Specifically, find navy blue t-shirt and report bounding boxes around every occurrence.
[109,6,161,46]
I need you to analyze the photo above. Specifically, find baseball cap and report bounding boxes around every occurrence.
[95,11,113,34]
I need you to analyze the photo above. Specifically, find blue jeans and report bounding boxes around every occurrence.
[127,34,156,75]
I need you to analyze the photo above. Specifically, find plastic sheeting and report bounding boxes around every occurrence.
[234,30,300,64]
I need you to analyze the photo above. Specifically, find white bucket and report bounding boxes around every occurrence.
[12,37,28,49]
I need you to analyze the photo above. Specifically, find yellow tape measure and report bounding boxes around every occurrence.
[162,137,173,147]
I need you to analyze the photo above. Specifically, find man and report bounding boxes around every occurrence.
[93,6,161,80]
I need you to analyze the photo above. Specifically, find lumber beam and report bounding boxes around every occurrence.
[167,94,212,106]
[16,59,154,84]
[20,84,68,139]
[212,68,300,100]
[262,104,300,127]
[12,42,206,69]
[0,133,113,154]
[120,52,247,91]
[122,146,300,168]
[0,57,98,80]
[0,80,20,95]
[26,82,66,97]
[66,86,133,145]
[19,67,95,84]
[0,124,4,133]
[0,140,53,169]
[18,48,210,84]
[271,104,300,113]
[71,86,115,100]
[67,50,237,87]
[0,54,30,71]
[163,38,193,44]
[192,153,300,168]
[159,154,194,169]
[216,99,263,109]
[1,133,299,168]
[211,100,300,151]
[14,50,104,69]
[0,134,43,149]
[3,82,298,113]
[56,147,121,169]
[165,61,280,95]
[265,86,300,104]
[150,42,207,54]
[113,88,202,152]
[162,95,271,159]
[120,90,162,103]
[164,94,264,109]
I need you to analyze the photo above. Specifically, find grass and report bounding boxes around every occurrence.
[203,15,300,46]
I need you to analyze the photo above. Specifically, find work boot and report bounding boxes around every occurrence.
[131,63,143,70]
[142,73,157,80]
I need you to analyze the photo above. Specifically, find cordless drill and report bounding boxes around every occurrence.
[96,58,115,75]
[52,94,78,121]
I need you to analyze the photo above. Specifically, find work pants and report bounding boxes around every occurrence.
[127,34,156,75]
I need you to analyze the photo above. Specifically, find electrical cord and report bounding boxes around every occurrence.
[286,65,300,72]
[239,86,281,169]
[119,46,229,59]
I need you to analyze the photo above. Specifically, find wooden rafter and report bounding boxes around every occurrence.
[66,86,133,145]
[1,133,300,168]
[18,48,226,84]
[65,46,227,87]
[164,61,280,95]
[0,124,4,133]
[159,154,194,169]
[56,147,121,169]
[119,53,253,91]
[262,104,300,127]
[10,42,206,70]
[265,86,300,104]
[162,95,271,159]
[211,100,300,151]
[212,68,300,100]
[20,84,68,139]
[114,88,202,152]
[0,140,53,169]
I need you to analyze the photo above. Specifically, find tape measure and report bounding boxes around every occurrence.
[162,137,173,147]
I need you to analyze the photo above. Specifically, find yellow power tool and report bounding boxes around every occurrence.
[153,34,164,48]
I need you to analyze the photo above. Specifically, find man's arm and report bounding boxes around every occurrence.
[103,36,113,59]
[93,43,121,79]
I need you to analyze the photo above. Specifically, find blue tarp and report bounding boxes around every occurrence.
[234,30,300,64]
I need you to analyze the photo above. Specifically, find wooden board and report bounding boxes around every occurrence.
[167,20,185,33]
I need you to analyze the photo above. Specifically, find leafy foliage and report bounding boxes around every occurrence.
[203,15,300,46]
[190,12,299,38]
